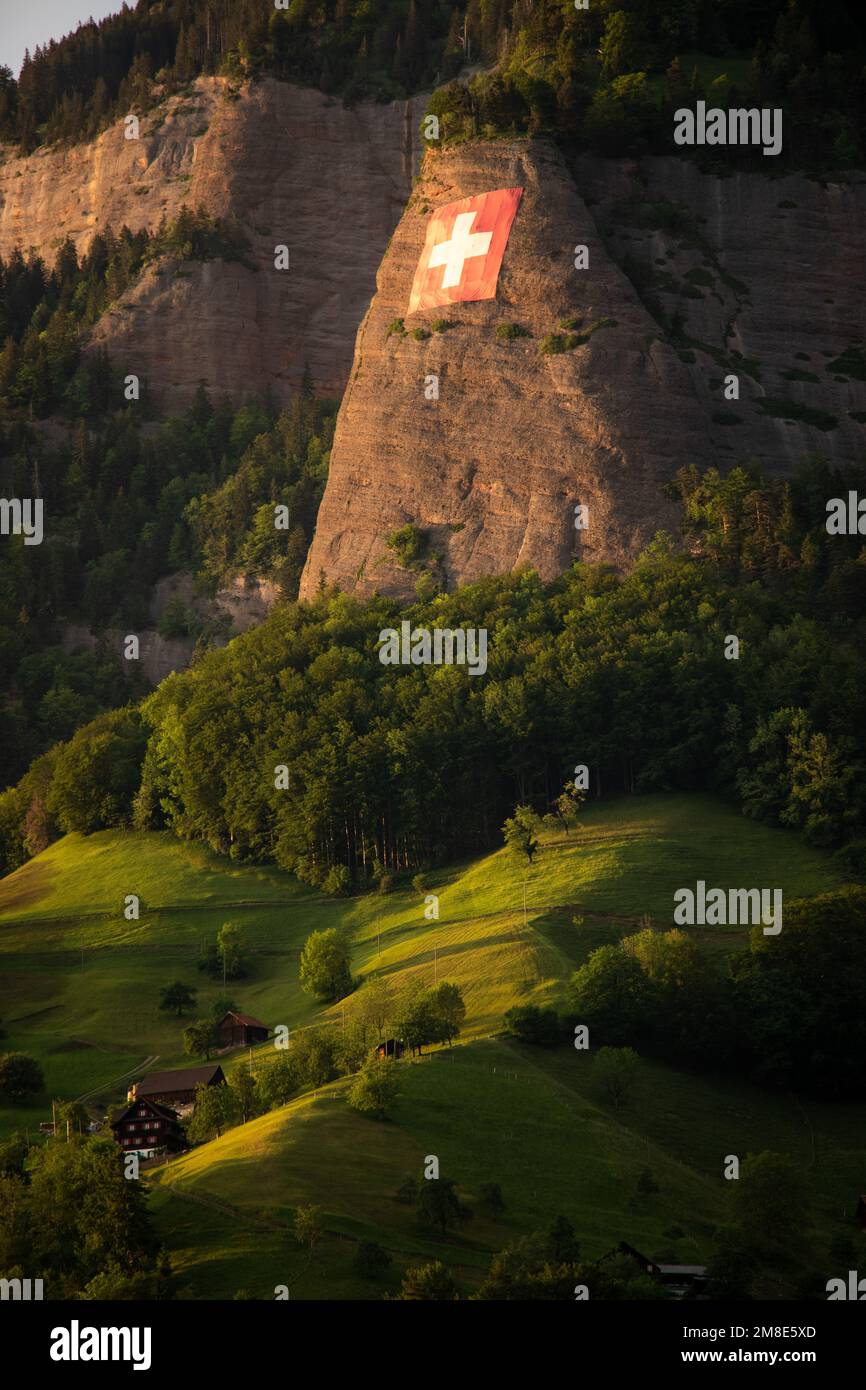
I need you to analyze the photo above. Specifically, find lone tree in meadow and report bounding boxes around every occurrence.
[183,1019,217,1061]
[552,779,586,835]
[299,928,352,1002]
[186,1081,237,1142]
[478,1182,506,1221]
[733,1151,811,1248]
[502,804,540,864]
[593,1045,640,1109]
[347,1055,399,1120]
[0,1052,44,1102]
[294,1204,324,1258]
[159,981,198,1017]
[416,1177,466,1236]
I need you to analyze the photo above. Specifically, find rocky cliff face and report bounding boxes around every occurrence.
[300,140,866,598]
[61,573,280,686]
[0,78,426,408]
[4,81,863,598]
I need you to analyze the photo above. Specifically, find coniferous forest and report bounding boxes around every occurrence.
[1,1,865,166]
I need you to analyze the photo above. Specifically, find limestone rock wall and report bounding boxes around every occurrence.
[0,78,427,408]
[301,142,866,597]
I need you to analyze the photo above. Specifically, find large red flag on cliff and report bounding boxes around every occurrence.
[407,187,523,315]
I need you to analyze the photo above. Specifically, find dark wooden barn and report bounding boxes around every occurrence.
[129,1063,226,1108]
[111,1097,183,1155]
[216,1010,269,1048]
[613,1242,707,1296]
[375,1038,405,1059]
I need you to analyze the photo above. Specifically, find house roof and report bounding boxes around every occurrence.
[657,1265,708,1277]
[111,1097,179,1127]
[218,1010,268,1031]
[135,1064,224,1095]
[613,1242,659,1272]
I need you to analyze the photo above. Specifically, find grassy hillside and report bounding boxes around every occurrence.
[0,793,846,1141]
[150,1039,865,1299]
[1,790,860,1300]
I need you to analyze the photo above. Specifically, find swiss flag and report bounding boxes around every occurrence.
[407,186,524,315]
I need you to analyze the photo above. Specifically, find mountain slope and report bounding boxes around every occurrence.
[0,77,426,407]
[301,141,866,598]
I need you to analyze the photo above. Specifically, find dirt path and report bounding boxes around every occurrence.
[75,1054,159,1104]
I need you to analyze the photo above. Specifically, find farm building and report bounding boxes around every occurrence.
[216,1010,269,1048]
[375,1038,405,1059]
[111,1097,183,1155]
[128,1063,226,1108]
[612,1243,708,1297]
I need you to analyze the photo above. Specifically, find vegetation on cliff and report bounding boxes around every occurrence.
[0,1,863,169]
[0,383,335,787]
[1,454,864,881]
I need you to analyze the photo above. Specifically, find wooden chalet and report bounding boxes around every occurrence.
[375,1038,405,1059]
[613,1242,708,1297]
[129,1063,226,1108]
[216,1010,269,1048]
[111,1097,183,1155]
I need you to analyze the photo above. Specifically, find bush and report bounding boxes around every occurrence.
[478,1181,506,1220]
[157,596,199,640]
[495,322,531,341]
[504,1004,560,1046]
[539,332,578,355]
[0,1052,44,1101]
[834,840,866,875]
[385,523,430,571]
[294,855,324,888]
[322,864,351,897]
[395,1175,418,1205]
[353,1240,392,1278]
[396,1260,459,1300]
[757,398,838,431]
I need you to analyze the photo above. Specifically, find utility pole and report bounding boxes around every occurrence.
[523,880,528,930]
[433,947,438,987]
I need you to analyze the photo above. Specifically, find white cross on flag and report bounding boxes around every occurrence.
[407,187,524,315]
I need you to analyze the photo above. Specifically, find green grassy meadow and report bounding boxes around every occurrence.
[0,792,860,1297]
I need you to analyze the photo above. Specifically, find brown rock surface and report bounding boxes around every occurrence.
[574,154,866,476]
[301,138,712,598]
[61,573,280,686]
[0,78,426,407]
[301,141,866,599]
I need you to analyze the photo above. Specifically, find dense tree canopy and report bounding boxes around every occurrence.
[0,382,335,790]
[0,1135,168,1300]
[0,0,862,168]
[566,888,866,1099]
[1,452,864,880]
